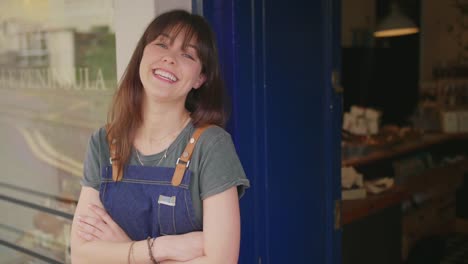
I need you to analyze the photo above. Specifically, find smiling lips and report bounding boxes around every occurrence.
[153,69,178,83]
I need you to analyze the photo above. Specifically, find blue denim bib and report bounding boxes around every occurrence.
[99,164,202,241]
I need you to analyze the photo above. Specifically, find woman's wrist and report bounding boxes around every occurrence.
[152,236,169,262]
[129,240,162,264]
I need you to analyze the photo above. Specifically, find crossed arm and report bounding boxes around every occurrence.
[70,186,240,263]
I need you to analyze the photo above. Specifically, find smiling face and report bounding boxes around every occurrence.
[139,29,206,104]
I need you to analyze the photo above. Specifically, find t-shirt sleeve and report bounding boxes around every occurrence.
[80,128,104,191]
[199,130,250,200]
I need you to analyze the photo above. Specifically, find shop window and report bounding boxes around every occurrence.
[0,1,115,263]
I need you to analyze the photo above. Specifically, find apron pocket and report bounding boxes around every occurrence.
[158,195,177,235]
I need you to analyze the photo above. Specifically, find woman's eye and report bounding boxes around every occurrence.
[155,43,167,48]
[182,53,195,61]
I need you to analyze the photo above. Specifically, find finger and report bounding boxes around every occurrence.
[77,215,106,233]
[77,230,98,241]
[88,204,109,220]
[88,204,118,228]
[76,224,99,238]
[77,218,105,236]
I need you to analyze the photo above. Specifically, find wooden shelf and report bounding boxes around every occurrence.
[342,187,409,226]
[342,158,468,225]
[342,133,468,167]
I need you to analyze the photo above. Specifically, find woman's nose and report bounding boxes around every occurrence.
[162,54,176,64]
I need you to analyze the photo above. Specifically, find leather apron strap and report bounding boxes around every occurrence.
[106,125,123,182]
[171,125,211,186]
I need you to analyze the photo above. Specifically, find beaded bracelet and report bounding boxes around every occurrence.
[147,236,159,264]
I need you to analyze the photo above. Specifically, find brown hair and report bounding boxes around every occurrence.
[107,10,227,177]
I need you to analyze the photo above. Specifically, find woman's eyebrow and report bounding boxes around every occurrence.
[158,33,199,52]
[156,33,172,43]
[185,44,198,51]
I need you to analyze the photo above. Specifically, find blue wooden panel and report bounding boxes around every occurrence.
[202,2,263,263]
[326,0,343,263]
[262,1,326,262]
[203,0,341,263]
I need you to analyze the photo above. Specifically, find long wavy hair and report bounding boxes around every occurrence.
[107,10,227,177]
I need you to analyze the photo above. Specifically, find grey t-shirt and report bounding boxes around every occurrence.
[81,122,250,224]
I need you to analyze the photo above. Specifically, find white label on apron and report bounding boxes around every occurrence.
[158,195,176,206]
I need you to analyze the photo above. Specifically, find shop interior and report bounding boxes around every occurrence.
[341,0,468,263]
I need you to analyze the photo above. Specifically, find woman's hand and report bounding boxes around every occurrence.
[76,204,131,243]
[156,231,204,262]
[76,203,204,262]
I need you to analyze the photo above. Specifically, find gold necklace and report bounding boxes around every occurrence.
[135,147,168,166]
[136,115,190,166]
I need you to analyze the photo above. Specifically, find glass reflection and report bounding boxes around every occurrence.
[0,1,115,262]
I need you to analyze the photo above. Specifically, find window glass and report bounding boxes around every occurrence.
[0,1,115,262]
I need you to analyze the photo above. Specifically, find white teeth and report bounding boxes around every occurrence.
[154,69,177,82]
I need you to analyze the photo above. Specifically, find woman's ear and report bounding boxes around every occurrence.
[193,74,206,89]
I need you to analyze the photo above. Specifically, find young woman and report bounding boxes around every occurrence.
[70,10,249,263]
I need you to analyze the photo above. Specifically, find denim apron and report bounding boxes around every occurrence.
[99,126,208,241]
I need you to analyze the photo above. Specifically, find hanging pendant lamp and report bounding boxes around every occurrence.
[374,2,419,38]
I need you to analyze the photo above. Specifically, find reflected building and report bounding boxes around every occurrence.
[0,1,115,263]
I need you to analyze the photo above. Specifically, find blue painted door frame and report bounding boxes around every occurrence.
[202,1,342,263]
